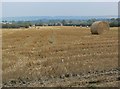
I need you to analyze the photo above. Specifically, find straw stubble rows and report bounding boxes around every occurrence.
[2,26,119,87]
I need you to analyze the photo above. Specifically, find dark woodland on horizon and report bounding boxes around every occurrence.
[1,16,119,28]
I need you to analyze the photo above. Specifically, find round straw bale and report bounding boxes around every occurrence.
[90,21,109,34]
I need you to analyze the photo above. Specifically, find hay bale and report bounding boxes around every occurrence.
[90,21,109,34]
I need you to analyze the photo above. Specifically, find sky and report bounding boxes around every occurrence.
[1,0,119,2]
[2,2,118,17]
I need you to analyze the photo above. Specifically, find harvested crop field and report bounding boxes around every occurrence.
[2,26,119,87]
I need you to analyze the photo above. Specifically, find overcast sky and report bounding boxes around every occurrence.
[1,0,119,2]
[2,2,118,17]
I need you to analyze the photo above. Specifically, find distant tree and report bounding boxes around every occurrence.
[111,18,116,21]
[61,20,67,26]
[110,21,118,27]
[109,18,119,27]
[69,20,73,24]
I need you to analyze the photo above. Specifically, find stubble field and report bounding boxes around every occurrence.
[2,26,119,87]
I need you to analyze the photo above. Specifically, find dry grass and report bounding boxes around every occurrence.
[2,26,119,87]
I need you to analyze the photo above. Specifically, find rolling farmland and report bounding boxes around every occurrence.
[2,26,119,87]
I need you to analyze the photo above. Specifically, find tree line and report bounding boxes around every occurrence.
[1,21,32,28]
[1,18,120,28]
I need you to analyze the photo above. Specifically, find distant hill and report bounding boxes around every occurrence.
[1,16,118,22]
